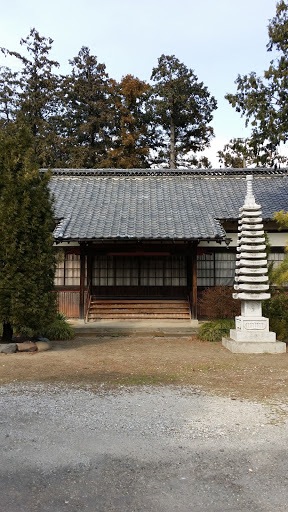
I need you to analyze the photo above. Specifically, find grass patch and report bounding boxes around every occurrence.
[124,374,181,386]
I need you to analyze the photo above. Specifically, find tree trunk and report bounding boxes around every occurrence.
[2,322,13,342]
[170,119,176,168]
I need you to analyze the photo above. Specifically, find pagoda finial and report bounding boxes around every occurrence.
[244,174,256,207]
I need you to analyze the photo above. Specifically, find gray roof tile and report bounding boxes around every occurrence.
[48,169,288,241]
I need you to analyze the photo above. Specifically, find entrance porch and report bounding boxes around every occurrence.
[55,241,198,321]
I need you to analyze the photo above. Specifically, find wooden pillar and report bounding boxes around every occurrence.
[192,244,198,319]
[87,250,93,289]
[79,243,86,319]
[187,246,192,305]
[188,243,198,320]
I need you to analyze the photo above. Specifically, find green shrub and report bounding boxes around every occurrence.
[199,286,240,319]
[0,313,75,341]
[38,317,75,340]
[263,291,288,341]
[198,318,235,342]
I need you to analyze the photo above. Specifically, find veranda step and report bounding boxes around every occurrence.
[87,299,191,321]
[90,299,188,304]
[88,314,191,320]
[89,305,189,311]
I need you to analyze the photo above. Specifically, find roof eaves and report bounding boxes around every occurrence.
[43,167,288,178]
[53,234,228,244]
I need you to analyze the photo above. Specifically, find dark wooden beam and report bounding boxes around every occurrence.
[87,241,188,255]
[87,252,93,288]
[191,244,198,319]
[186,246,192,301]
[79,243,86,319]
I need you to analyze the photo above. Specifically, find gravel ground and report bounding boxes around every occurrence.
[1,384,288,511]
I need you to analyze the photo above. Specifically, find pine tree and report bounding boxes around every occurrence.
[218,138,288,168]
[0,124,56,341]
[149,55,217,168]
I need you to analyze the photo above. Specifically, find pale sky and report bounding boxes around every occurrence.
[0,0,279,165]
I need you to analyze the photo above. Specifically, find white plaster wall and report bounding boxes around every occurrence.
[54,242,80,247]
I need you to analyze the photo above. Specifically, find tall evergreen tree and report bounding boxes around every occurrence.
[0,124,56,341]
[62,46,114,167]
[1,29,61,167]
[149,55,217,168]
[225,1,288,166]
[0,66,19,123]
[103,74,153,168]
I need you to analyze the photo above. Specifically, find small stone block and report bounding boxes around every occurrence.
[0,343,17,354]
[35,341,52,352]
[16,342,38,352]
[222,337,286,354]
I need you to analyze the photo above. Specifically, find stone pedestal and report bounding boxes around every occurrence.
[222,303,285,353]
[223,304,286,353]
[232,317,275,341]
[222,337,286,354]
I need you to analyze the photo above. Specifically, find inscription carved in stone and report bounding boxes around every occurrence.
[243,321,265,330]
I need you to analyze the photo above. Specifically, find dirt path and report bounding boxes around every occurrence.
[1,335,287,402]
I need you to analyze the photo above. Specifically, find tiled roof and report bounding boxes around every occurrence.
[48,169,288,242]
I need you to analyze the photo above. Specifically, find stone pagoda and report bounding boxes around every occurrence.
[222,175,286,353]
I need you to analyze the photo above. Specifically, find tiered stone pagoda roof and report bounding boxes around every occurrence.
[234,176,270,301]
